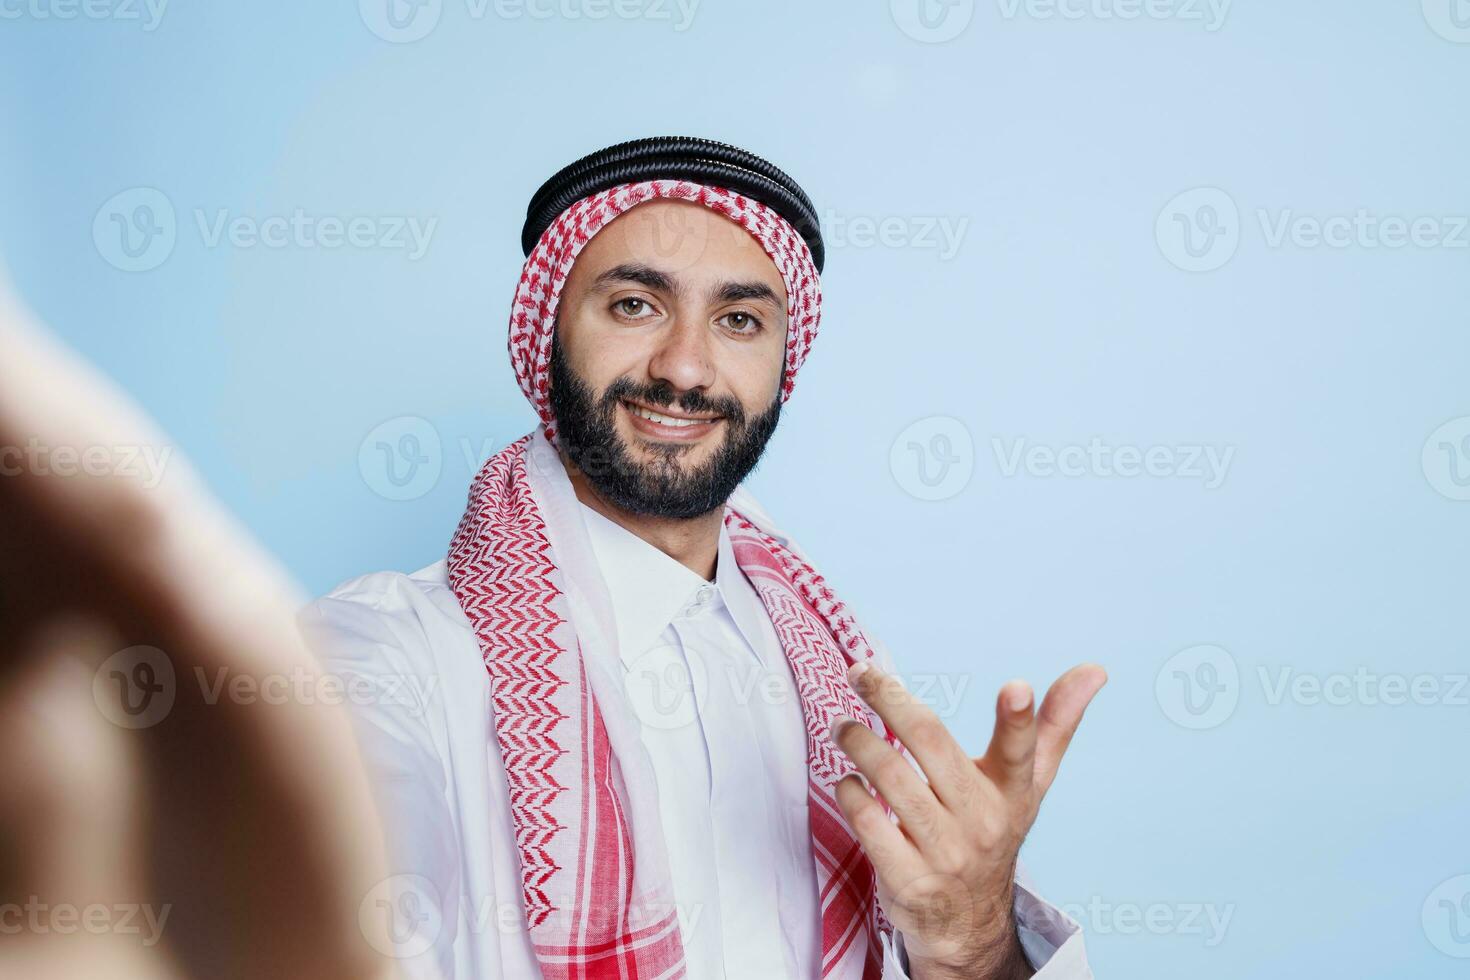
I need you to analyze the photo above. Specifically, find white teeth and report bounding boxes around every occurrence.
[628,403,716,428]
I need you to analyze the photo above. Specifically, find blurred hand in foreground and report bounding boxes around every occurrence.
[0,281,399,979]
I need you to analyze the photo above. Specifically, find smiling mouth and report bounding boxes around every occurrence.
[621,399,724,438]
[626,399,723,426]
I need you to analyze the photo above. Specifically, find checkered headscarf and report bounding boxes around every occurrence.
[507,179,823,440]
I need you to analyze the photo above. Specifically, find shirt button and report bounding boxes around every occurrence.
[688,585,715,613]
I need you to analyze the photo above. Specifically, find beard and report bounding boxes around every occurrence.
[547,336,782,520]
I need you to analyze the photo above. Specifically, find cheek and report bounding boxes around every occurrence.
[729,335,786,408]
[761,328,789,392]
[558,302,638,386]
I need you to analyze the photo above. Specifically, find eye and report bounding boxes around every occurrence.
[613,297,657,319]
[719,311,763,335]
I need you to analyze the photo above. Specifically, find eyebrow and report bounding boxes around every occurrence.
[592,263,674,293]
[590,263,782,310]
[709,280,781,308]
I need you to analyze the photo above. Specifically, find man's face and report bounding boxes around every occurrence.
[549,199,789,519]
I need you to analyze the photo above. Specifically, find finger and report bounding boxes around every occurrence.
[0,634,138,904]
[0,286,399,980]
[978,679,1037,798]
[1034,663,1108,796]
[847,661,977,812]
[831,715,952,847]
[833,774,923,886]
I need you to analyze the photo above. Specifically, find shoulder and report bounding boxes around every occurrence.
[297,560,470,674]
[308,559,454,610]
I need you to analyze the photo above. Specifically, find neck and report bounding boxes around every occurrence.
[560,452,723,581]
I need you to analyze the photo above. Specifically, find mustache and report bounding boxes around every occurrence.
[600,376,747,426]
[547,335,783,519]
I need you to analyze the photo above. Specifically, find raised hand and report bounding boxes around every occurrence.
[0,281,398,979]
[831,660,1107,980]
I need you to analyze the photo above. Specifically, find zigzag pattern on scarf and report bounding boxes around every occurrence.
[728,512,901,963]
[447,432,897,977]
[447,435,570,929]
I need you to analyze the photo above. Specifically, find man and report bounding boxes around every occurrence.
[302,137,1105,979]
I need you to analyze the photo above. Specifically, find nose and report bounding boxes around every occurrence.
[646,311,715,396]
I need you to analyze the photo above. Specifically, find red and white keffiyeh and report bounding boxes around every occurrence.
[448,181,891,978]
[508,180,823,442]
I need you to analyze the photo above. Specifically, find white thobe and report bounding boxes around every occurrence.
[579,503,819,977]
[299,439,1093,979]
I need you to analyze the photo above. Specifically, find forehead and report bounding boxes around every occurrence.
[567,199,786,300]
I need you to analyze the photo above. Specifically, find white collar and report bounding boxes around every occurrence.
[519,429,788,674]
[579,503,756,669]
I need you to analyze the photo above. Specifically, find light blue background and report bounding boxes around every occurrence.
[3,1,1468,976]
